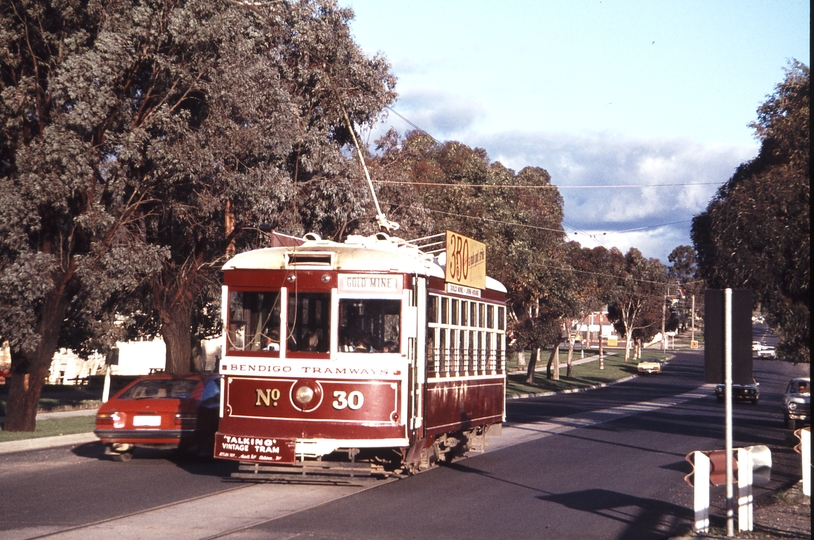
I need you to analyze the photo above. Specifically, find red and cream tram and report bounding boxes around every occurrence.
[214,231,506,475]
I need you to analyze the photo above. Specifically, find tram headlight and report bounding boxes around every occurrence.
[291,380,323,412]
[295,385,314,404]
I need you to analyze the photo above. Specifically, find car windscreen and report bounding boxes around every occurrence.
[119,379,199,400]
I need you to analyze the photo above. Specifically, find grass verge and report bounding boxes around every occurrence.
[506,348,672,398]
[0,415,96,442]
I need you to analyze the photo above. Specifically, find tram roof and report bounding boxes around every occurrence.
[223,233,507,293]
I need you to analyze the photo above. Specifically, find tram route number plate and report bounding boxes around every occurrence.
[214,432,296,464]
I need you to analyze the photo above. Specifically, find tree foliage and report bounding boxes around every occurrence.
[692,61,809,362]
[605,248,667,362]
[0,0,395,430]
[368,131,571,381]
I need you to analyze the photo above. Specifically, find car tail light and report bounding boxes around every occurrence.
[97,412,127,429]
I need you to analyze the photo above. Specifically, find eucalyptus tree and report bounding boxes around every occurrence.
[605,248,668,362]
[0,0,395,430]
[367,132,568,381]
[561,244,620,377]
[692,61,809,362]
[667,245,703,333]
[128,0,397,373]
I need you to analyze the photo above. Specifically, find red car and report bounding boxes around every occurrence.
[94,373,220,461]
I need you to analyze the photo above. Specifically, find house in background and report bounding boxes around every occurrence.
[574,311,620,346]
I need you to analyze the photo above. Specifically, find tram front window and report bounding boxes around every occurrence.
[227,291,281,352]
[339,299,401,353]
[287,293,330,353]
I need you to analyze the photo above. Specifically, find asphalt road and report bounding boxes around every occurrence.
[0,347,807,540]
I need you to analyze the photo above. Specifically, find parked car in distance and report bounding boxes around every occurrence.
[756,347,776,358]
[94,373,220,461]
[752,341,765,352]
[782,377,810,430]
[637,359,662,374]
[716,382,759,405]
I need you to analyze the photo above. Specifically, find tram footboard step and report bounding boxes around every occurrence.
[234,461,387,479]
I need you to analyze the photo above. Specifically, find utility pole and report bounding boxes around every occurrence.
[691,294,696,344]
[598,310,604,369]
[662,284,669,353]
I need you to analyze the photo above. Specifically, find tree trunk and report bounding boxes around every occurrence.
[161,301,195,374]
[566,334,576,378]
[546,340,562,380]
[624,331,632,363]
[4,288,71,431]
[525,348,538,384]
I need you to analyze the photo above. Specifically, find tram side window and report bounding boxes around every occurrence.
[287,293,330,353]
[227,291,281,352]
[427,295,438,323]
[339,299,401,353]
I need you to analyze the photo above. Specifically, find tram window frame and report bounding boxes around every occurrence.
[286,292,330,354]
[338,298,401,353]
[427,295,438,324]
[226,290,282,354]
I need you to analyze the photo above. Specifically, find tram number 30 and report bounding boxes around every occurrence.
[333,390,364,410]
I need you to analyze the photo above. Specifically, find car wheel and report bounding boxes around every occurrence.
[785,416,796,430]
[111,450,133,462]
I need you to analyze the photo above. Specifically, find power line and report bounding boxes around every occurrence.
[382,203,567,234]
[372,179,721,189]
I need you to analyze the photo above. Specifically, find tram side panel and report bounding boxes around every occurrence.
[423,377,504,438]
[421,280,506,440]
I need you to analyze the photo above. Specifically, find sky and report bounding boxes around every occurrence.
[340,0,810,263]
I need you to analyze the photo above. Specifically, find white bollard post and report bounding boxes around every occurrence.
[737,448,753,532]
[102,363,112,403]
[802,428,811,497]
[693,451,710,534]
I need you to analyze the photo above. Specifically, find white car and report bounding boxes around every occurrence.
[757,347,776,358]
[782,377,810,430]
[637,359,662,374]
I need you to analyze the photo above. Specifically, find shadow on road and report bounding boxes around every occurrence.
[537,488,691,540]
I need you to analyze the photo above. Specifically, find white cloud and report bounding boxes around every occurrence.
[367,109,759,263]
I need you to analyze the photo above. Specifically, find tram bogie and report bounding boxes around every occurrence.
[214,232,506,476]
